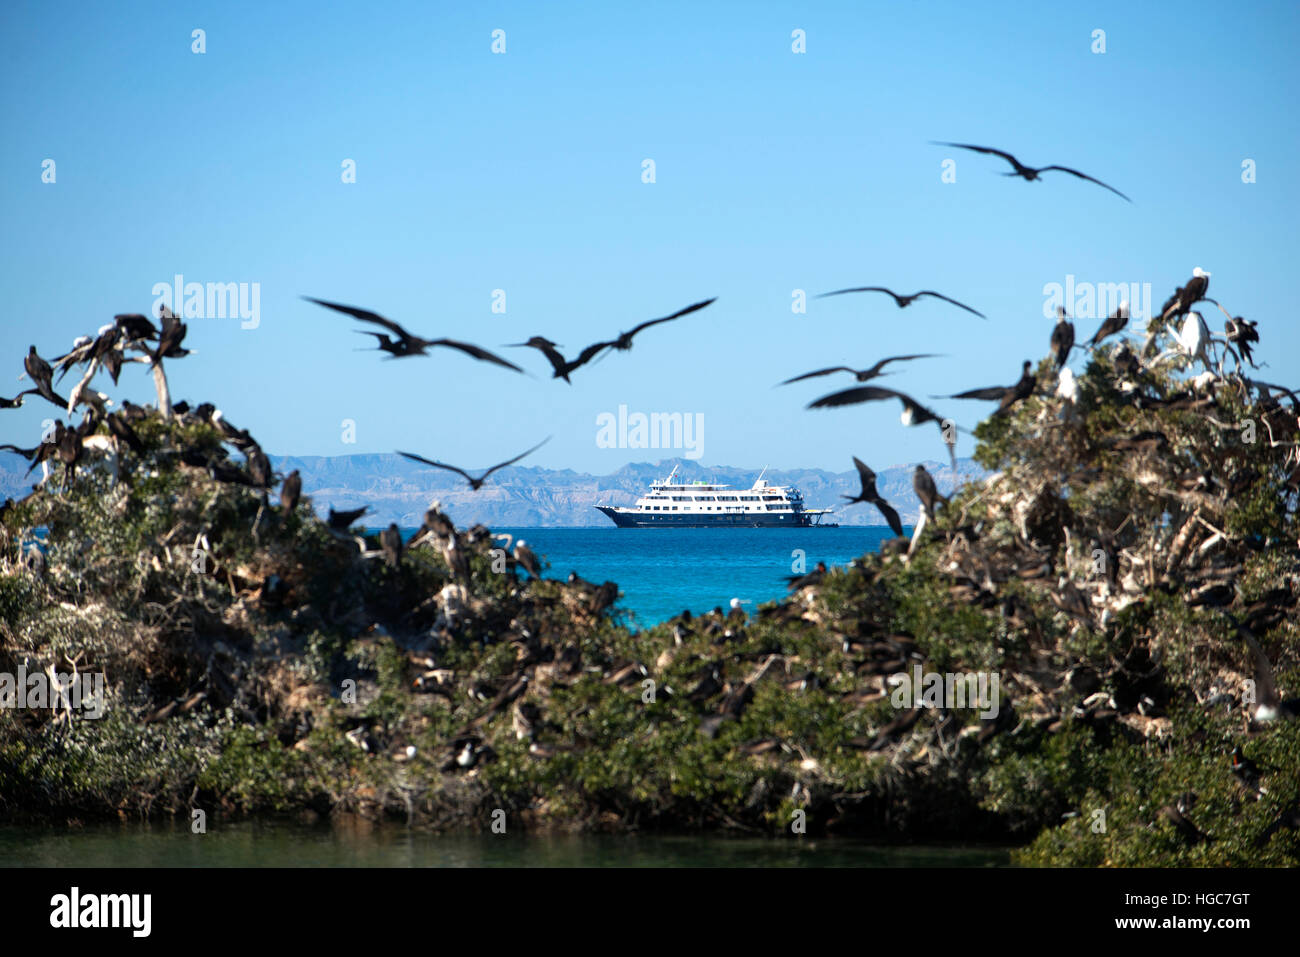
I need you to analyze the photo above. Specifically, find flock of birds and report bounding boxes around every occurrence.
[2,144,1296,744]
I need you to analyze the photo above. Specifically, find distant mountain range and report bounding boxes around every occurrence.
[1,451,986,527]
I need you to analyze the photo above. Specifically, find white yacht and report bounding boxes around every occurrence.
[595,466,836,528]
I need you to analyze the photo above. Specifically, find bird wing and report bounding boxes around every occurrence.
[397,451,475,483]
[867,353,941,376]
[873,499,904,537]
[807,385,899,409]
[946,386,1009,401]
[931,142,1025,172]
[780,366,855,385]
[914,291,986,318]
[850,456,878,497]
[479,437,552,480]
[302,297,413,338]
[568,339,617,371]
[623,297,717,339]
[816,286,898,302]
[1240,628,1282,707]
[427,339,524,372]
[1039,166,1132,202]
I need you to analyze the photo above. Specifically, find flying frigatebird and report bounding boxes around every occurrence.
[303,297,524,372]
[842,457,904,537]
[817,286,985,319]
[565,297,718,371]
[942,360,1036,416]
[507,337,575,383]
[932,142,1132,202]
[808,385,959,474]
[779,354,938,386]
[398,437,550,491]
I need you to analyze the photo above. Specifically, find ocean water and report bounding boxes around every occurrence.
[425,526,902,626]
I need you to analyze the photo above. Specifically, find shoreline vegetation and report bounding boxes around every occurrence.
[2,293,1299,867]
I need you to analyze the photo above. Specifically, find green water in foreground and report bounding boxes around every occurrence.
[0,823,1012,867]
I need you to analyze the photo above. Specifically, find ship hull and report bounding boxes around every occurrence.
[595,506,834,528]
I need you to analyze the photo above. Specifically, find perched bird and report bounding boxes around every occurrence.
[151,311,191,363]
[1088,302,1129,347]
[246,445,273,489]
[328,505,369,531]
[944,360,1036,416]
[1050,307,1074,369]
[566,298,717,370]
[912,464,948,520]
[1229,746,1265,799]
[304,297,523,371]
[1159,268,1211,322]
[113,313,159,342]
[398,437,550,491]
[513,539,541,579]
[779,353,938,386]
[1056,366,1078,403]
[380,523,404,567]
[817,286,985,319]
[280,470,302,513]
[842,457,903,536]
[22,346,70,409]
[932,142,1131,201]
[1240,627,1299,722]
[1224,315,1260,367]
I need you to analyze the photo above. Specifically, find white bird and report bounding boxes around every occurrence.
[1056,366,1078,403]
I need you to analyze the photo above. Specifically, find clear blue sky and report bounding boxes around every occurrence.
[3,0,1297,475]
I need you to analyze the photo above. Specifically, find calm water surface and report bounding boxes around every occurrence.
[0,822,1009,867]
[403,525,901,625]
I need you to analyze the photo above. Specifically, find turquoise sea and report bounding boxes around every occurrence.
[407,525,903,625]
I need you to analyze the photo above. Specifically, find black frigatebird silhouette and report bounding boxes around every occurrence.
[22,346,70,409]
[380,523,404,567]
[809,385,959,473]
[398,437,550,491]
[566,298,717,371]
[817,286,985,319]
[328,505,369,531]
[1088,302,1130,347]
[1,390,35,410]
[842,457,903,536]
[780,354,939,386]
[280,470,302,512]
[1050,307,1074,369]
[304,297,523,372]
[508,337,575,383]
[932,142,1131,202]
[942,360,1036,416]
[1158,268,1211,322]
[913,464,948,520]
